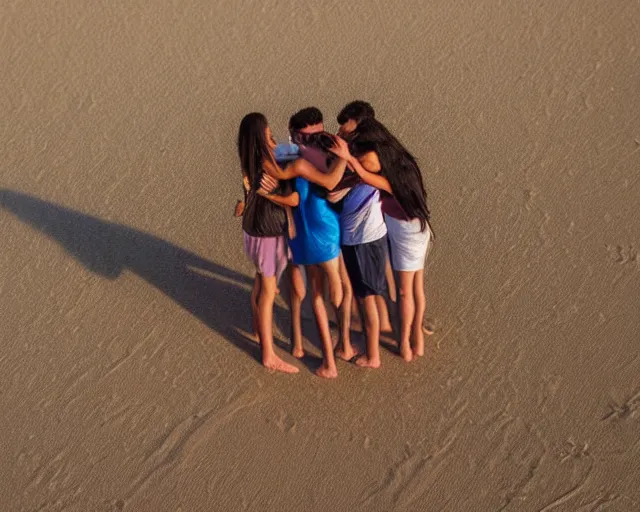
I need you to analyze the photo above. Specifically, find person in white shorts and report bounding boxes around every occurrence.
[339,114,434,363]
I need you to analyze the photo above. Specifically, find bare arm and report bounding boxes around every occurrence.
[293,157,347,191]
[292,135,351,190]
[257,190,300,207]
[359,151,383,173]
[234,170,250,217]
[348,151,393,195]
[263,156,297,180]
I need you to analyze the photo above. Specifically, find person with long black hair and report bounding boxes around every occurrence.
[336,101,397,336]
[338,115,434,362]
[238,112,349,374]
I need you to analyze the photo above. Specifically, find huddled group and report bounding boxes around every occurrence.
[236,101,434,378]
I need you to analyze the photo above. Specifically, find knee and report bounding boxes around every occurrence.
[329,287,343,310]
[310,281,324,303]
[364,313,379,330]
[259,282,278,301]
[398,286,411,300]
[341,282,353,304]
[261,288,277,301]
[330,297,342,311]
[311,293,326,312]
[292,283,306,303]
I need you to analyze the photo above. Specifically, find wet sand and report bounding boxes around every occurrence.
[1,1,639,510]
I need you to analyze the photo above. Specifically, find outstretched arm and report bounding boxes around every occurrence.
[292,157,347,191]
[292,136,351,190]
[259,137,350,191]
[262,156,297,180]
[348,151,393,195]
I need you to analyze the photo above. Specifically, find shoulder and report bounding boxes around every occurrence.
[358,151,381,172]
[293,158,315,174]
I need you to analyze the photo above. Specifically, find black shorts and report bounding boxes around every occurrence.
[341,235,388,298]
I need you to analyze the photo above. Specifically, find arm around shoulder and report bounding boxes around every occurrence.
[349,153,392,194]
[294,158,346,191]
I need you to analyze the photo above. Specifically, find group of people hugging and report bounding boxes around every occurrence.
[236,101,434,378]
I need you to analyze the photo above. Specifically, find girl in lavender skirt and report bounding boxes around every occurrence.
[238,113,301,374]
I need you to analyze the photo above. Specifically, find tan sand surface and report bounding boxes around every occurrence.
[1,1,639,510]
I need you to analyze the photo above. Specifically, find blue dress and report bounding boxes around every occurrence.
[288,177,341,265]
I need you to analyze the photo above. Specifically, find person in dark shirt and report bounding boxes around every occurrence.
[238,113,300,374]
[238,112,350,374]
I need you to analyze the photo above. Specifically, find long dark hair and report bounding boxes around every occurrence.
[351,117,431,232]
[237,112,272,188]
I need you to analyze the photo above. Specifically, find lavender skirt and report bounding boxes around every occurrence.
[243,231,290,283]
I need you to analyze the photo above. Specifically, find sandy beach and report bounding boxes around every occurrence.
[1,1,639,510]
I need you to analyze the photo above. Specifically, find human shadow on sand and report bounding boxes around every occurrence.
[0,188,321,371]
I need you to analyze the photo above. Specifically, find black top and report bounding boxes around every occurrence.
[242,170,292,238]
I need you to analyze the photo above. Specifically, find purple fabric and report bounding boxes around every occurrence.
[299,144,360,192]
[243,231,290,282]
[381,193,410,221]
[299,145,330,173]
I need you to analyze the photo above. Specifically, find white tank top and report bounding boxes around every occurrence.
[340,184,387,246]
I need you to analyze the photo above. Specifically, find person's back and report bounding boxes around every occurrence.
[242,177,290,238]
[337,179,388,369]
[340,182,387,247]
[288,144,341,265]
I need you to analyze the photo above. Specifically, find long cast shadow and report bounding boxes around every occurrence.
[0,188,306,368]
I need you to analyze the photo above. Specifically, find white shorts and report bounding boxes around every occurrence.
[384,214,432,272]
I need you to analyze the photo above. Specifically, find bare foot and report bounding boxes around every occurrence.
[399,343,413,362]
[263,356,299,374]
[412,331,425,357]
[291,346,305,359]
[335,345,360,361]
[315,365,338,379]
[355,355,381,368]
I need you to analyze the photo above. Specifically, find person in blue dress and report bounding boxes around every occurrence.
[260,108,357,378]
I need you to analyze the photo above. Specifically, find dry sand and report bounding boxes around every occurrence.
[1,1,639,511]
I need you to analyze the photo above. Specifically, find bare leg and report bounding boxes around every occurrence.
[377,258,395,332]
[250,273,261,342]
[385,257,397,303]
[320,257,344,310]
[287,264,306,358]
[350,296,362,331]
[309,266,338,378]
[333,255,358,360]
[355,295,381,368]
[319,257,346,355]
[258,274,299,374]
[397,271,417,362]
[339,254,356,356]
[377,296,393,333]
[412,269,426,357]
